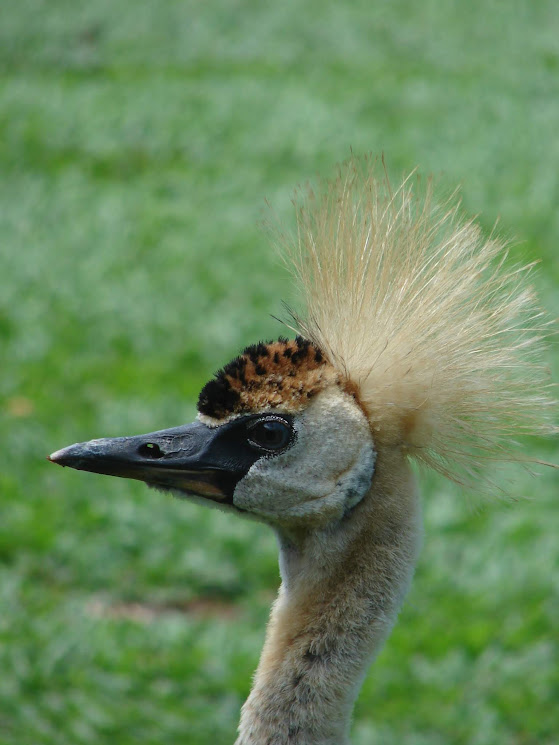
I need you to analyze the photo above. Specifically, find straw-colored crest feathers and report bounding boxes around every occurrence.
[274,157,556,485]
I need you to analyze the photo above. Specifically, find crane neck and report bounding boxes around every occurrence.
[235,450,422,745]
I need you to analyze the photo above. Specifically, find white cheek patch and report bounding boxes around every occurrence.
[232,387,376,527]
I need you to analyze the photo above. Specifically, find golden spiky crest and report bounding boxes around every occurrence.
[275,156,557,486]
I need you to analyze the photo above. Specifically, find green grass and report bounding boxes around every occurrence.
[1,1,558,743]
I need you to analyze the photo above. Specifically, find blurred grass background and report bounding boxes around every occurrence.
[1,1,558,743]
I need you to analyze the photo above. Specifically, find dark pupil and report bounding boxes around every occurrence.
[250,420,289,450]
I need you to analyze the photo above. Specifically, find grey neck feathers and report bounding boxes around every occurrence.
[235,451,422,745]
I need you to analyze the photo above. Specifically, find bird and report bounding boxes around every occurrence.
[49,157,556,745]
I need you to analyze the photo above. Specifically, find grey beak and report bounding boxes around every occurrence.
[48,421,250,503]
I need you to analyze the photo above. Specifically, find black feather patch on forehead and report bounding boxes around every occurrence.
[197,336,337,420]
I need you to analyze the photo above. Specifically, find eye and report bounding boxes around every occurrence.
[247,417,293,453]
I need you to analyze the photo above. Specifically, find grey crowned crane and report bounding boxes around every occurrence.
[50,158,556,745]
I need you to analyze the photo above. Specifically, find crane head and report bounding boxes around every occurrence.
[49,337,377,531]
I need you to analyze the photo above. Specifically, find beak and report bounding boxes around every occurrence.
[48,420,247,504]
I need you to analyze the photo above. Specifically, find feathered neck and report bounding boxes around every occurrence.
[235,449,422,745]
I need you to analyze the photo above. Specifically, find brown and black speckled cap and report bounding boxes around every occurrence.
[197,336,340,421]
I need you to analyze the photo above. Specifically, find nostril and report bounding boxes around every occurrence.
[138,442,164,459]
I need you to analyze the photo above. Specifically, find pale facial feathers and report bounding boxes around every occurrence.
[232,386,376,529]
